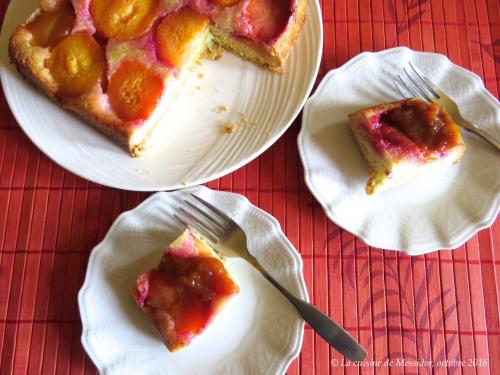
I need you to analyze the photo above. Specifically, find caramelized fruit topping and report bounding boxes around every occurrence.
[48,33,106,97]
[146,254,239,337]
[26,2,76,48]
[91,0,158,41]
[380,100,462,154]
[108,60,164,121]
[247,0,291,43]
[155,7,209,69]
[210,0,241,7]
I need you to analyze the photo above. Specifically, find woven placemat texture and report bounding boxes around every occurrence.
[0,0,498,373]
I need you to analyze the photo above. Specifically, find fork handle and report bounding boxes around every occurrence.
[253,263,367,362]
[460,120,500,151]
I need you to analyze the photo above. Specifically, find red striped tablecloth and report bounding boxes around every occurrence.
[1,0,499,373]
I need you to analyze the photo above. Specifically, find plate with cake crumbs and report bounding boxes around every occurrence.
[78,186,308,375]
[0,0,322,191]
[298,47,500,255]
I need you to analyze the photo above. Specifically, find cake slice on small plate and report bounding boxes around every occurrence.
[132,228,239,352]
[348,98,466,195]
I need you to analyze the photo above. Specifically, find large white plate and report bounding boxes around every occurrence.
[78,186,308,374]
[0,0,322,191]
[298,47,500,255]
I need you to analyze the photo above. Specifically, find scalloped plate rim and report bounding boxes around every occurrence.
[298,47,500,255]
[78,186,309,374]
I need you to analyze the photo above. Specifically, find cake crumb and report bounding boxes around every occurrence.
[198,72,205,79]
[196,85,201,90]
[223,123,237,135]
[213,105,229,114]
[203,44,224,60]
[181,181,188,186]
[237,112,258,130]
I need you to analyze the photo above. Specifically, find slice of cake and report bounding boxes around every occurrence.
[132,228,239,351]
[8,0,308,156]
[348,98,466,195]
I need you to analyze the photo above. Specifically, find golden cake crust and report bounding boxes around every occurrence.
[214,0,308,73]
[271,0,308,72]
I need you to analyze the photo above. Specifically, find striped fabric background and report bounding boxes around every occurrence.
[0,0,499,373]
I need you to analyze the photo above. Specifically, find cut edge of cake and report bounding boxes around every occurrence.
[210,0,308,73]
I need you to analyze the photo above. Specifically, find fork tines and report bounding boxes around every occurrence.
[395,62,440,102]
[174,194,233,245]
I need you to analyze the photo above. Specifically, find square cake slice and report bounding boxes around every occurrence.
[348,98,466,195]
[132,228,239,351]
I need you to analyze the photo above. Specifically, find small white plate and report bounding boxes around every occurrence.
[78,186,308,374]
[298,47,500,255]
[0,0,322,191]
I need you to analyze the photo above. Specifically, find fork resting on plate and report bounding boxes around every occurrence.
[395,62,500,151]
[175,193,368,362]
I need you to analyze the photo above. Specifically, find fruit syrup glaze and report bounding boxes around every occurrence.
[365,101,462,160]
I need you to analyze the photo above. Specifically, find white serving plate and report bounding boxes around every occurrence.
[0,0,322,191]
[78,186,308,374]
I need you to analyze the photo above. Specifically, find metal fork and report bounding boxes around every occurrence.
[394,62,500,151]
[175,193,368,362]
